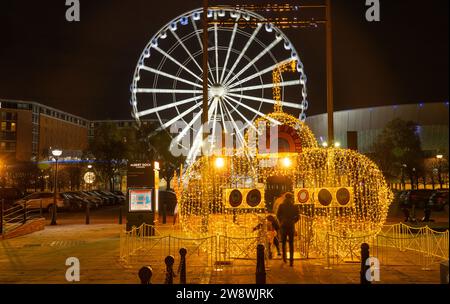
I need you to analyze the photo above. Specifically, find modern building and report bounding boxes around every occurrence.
[305,102,449,156]
[0,99,89,162]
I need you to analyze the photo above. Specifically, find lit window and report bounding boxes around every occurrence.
[11,122,16,132]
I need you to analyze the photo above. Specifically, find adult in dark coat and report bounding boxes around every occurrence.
[276,192,299,266]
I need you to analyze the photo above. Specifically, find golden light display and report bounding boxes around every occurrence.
[272,60,297,113]
[179,111,393,245]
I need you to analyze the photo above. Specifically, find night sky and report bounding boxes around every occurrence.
[0,0,448,120]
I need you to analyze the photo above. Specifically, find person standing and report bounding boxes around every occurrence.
[272,193,285,215]
[276,192,299,266]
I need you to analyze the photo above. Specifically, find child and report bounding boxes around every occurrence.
[253,214,281,259]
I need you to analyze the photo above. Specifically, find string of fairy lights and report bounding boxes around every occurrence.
[175,111,393,242]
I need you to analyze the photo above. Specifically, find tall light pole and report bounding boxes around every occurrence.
[325,0,335,145]
[51,148,62,226]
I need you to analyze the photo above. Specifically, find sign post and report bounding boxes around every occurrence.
[126,162,159,233]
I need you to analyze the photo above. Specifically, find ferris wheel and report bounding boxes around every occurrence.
[130,7,309,162]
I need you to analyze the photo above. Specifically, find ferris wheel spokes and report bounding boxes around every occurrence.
[136,95,203,118]
[222,97,260,133]
[218,97,228,134]
[222,23,263,85]
[214,23,220,83]
[170,29,205,78]
[223,95,280,125]
[135,88,202,94]
[172,99,211,144]
[224,37,283,88]
[139,65,203,89]
[227,79,301,93]
[226,58,292,89]
[186,98,219,161]
[227,92,303,110]
[219,23,238,84]
[153,46,204,84]
[159,101,203,130]
[191,16,217,84]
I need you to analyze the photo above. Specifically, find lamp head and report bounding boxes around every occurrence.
[282,157,292,168]
[51,149,63,157]
[215,157,225,169]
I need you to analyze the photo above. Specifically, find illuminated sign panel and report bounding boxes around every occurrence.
[129,189,152,212]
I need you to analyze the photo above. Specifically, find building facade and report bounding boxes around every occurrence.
[305,102,449,156]
[0,99,89,162]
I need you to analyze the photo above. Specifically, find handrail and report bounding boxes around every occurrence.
[1,199,44,235]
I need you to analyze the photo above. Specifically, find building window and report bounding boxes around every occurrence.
[11,122,16,132]
[1,112,17,121]
[0,141,15,152]
[1,122,6,131]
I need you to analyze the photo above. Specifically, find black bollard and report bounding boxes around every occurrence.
[138,266,153,284]
[165,255,175,284]
[179,248,187,284]
[360,243,371,284]
[85,201,90,225]
[256,244,266,284]
[119,205,123,225]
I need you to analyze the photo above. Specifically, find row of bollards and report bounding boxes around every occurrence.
[138,243,373,285]
[138,247,188,284]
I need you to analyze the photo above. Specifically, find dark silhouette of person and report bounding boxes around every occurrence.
[267,214,281,258]
[253,214,281,259]
[276,192,299,266]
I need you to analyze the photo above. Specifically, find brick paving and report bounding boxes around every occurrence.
[0,207,447,284]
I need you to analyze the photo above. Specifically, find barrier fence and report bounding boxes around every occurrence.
[294,215,448,269]
[120,220,449,276]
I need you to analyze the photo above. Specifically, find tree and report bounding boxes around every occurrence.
[371,118,424,187]
[88,123,128,190]
[149,130,185,190]
[127,122,159,162]
[7,161,40,192]
[130,123,185,190]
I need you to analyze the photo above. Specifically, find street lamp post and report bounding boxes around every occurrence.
[51,148,62,225]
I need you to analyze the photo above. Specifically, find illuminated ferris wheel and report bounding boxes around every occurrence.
[130,7,309,161]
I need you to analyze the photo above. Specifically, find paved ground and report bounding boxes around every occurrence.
[0,206,447,284]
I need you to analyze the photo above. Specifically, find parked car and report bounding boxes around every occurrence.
[14,192,66,212]
[403,190,436,209]
[112,190,126,203]
[74,191,103,208]
[61,193,87,211]
[0,187,25,208]
[95,190,117,204]
[101,190,125,204]
[428,190,449,211]
[73,191,102,208]
[84,190,109,205]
